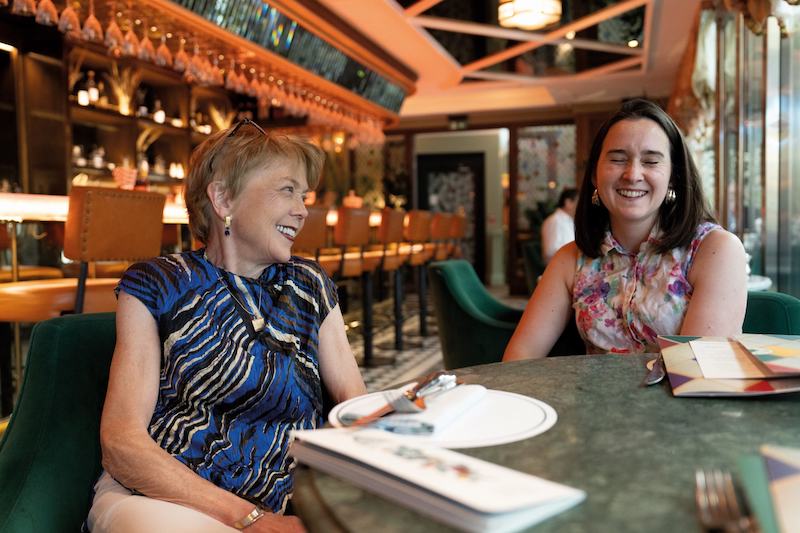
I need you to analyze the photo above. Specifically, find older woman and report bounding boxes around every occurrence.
[504,99,748,361]
[88,120,366,532]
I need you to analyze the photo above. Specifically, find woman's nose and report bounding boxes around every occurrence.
[622,160,643,180]
[293,196,308,218]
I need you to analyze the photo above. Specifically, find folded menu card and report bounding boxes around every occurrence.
[657,335,800,397]
[290,428,585,533]
[351,384,487,435]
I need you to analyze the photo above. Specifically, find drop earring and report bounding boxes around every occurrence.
[224,215,232,237]
[665,187,676,204]
[591,189,601,206]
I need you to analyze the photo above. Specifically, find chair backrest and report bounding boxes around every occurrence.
[428,260,522,369]
[0,313,116,532]
[333,207,370,247]
[293,206,329,253]
[404,210,431,242]
[63,186,165,262]
[430,213,453,241]
[376,208,405,245]
[449,214,467,239]
[743,291,800,334]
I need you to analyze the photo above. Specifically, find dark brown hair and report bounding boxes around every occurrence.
[574,98,714,257]
[184,125,324,244]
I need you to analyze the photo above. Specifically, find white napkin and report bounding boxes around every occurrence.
[372,384,487,435]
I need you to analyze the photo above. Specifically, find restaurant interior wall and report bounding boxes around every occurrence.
[415,129,508,287]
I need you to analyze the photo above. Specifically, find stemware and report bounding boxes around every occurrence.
[173,37,189,73]
[58,1,82,40]
[81,0,103,41]
[224,59,238,91]
[35,0,59,25]
[104,3,123,51]
[154,35,172,68]
[138,22,155,62]
[121,21,139,57]
[11,0,35,16]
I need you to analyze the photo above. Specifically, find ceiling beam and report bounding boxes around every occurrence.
[404,0,445,18]
[413,15,642,56]
[574,56,643,79]
[460,0,650,73]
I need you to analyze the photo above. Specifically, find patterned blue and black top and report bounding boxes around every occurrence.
[117,248,338,513]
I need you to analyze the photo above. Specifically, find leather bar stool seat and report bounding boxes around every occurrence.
[0,278,119,323]
[449,213,467,258]
[61,261,131,279]
[430,212,454,262]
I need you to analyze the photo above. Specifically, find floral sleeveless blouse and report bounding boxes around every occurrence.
[572,222,720,354]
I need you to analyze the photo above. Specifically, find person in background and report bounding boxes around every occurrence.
[504,99,747,360]
[541,187,578,263]
[88,119,366,532]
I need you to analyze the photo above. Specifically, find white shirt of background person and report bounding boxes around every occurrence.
[541,194,577,263]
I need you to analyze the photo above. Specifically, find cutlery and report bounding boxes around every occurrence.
[695,468,758,533]
[344,370,457,427]
[641,352,666,386]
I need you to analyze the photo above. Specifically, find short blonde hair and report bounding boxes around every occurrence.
[185,124,325,244]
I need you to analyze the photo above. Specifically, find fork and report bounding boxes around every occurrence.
[695,468,757,533]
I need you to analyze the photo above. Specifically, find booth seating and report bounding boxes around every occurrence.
[429,212,453,262]
[370,208,409,351]
[0,186,165,416]
[403,210,434,338]
[743,290,800,334]
[0,313,115,532]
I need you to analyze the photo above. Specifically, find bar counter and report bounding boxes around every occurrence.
[293,354,800,532]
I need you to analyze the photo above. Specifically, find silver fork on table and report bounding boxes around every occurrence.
[695,468,758,533]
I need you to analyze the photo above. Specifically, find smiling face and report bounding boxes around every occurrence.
[594,118,672,238]
[227,157,309,269]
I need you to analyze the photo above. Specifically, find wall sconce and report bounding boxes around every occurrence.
[325,208,338,227]
[77,90,90,106]
[368,211,382,228]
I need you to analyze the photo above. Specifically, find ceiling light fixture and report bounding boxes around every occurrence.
[498,0,562,31]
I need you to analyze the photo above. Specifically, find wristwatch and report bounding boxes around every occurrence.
[233,506,265,529]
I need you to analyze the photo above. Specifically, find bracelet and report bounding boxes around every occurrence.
[233,506,265,530]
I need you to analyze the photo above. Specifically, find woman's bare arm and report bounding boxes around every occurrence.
[503,243,578,361]
[681,229,748,336]
[317,304,367,404]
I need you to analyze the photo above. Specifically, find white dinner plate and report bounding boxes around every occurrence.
[328,388,557,449]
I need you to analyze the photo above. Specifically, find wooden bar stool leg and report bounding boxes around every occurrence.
[394,269,404,351]
[361,270,374,366]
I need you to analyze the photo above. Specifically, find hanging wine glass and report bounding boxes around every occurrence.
[138,21,155,62]
[155,34,172,68]
[35,0,58,25]
[237,64,249,94]
[82,0,103,42]
[210,55,223,86]
[247,69,259,98]
[58,1,82,40]
[11,0,36,16]
[173,36,189,73]
[121,23,139,56]
[105,2,123,54]
[225,58,238,91]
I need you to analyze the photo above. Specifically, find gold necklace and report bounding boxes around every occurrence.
[213,265,265,333]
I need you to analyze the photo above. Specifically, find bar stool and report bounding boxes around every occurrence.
[403,210,434,338]
[449,213,467,258]
[292,206,343,278]
[430,212,454,262]
[333,207,382,366]
[371,208,409,351]
[0,186,165,415]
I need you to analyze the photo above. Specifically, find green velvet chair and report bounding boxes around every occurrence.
[0,313,116,533]
[428,260,523,369]
[743,290,800,334]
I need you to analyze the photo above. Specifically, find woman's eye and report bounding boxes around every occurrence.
[643,160,659,166]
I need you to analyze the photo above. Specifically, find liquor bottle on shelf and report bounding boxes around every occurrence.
[86,70,99,103]
[135,153,150,190]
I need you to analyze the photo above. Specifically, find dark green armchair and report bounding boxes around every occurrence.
[0,313,116,532]
[428,260,524,369]
[743,291,800,334]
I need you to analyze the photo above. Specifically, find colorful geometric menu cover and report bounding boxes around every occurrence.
[737,334,800,376]
[656,336,800,397]
[761,445,800,533]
